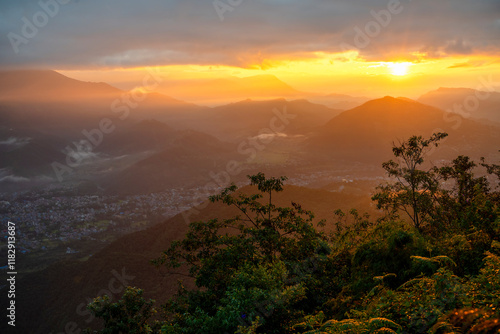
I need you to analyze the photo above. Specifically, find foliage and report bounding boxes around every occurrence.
[85,287,159,334]
[468,251,500,313]
[88,135,500,334]
[431,308,500,334]
[431,155,500,239]
[367,268,467,333]
[294,312,402,334]
[372,132,448,230]
[151,173,332,333]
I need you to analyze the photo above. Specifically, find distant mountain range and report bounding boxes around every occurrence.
[192,98,341,141]
[0,69,499,333]
[0,70,499,194]
[104,129,239,194]
[0,69,120,101]
[158,74,373,109]
[158,74,305,105]
[418,87,500,123]
[308,93,371,110]
[308,96,500,163]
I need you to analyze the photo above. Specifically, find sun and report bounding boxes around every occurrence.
[388,62,411,76]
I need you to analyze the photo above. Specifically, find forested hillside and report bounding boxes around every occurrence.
[86,133,500,334]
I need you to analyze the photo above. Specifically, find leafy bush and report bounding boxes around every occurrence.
[367,268,467,333]
[86,287,159,334]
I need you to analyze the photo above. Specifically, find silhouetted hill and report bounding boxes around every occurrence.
[159,74,305,105]
[309,93,370,110]
[0,70,202,132]
[0,128,68,191]
[98,119,176,155]
[237,74,300,94]
[418,87,500,123]
[307,96,500,163]
[0,69,121,102]
[126,92,208,124]
[105,130,239,194]
[191,98,341,141]
[0,140,64,176]
[0,71,211,191]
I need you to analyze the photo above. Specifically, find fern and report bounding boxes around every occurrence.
[293,311,326,331]
[367,318,401,331]
[304,317,401,334]
[372,328,398,334]
[430,308,500,334]
[411,255,457,268]
[373,273,397,283]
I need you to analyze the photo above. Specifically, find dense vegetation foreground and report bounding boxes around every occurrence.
[86,133,500,334]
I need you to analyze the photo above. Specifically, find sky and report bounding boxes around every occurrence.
[1,0,500,99]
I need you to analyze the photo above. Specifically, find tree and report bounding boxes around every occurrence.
[435,155,489,208]
[372,132,448,230]
[152,173,331,333]
[85,287,159,334]
[432,155,499,236]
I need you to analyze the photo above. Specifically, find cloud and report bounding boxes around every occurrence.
[0,0,499,69]
[447,62,472,69]
[0,136,31,150]
[0,169,29,183]
[252,132,288,141]
[252,133,305,141]
[65,140,100,162]
[0,168,55,183]
[0,174,30,183]
[444,39,473,55]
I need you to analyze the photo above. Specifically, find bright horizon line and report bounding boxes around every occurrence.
[47,52,499,102]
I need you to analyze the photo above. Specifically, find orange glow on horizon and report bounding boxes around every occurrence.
[59,52,500,104]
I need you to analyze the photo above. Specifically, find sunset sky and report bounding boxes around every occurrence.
[1,0,499,100]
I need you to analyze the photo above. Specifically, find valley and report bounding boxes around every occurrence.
[0,69,498,333]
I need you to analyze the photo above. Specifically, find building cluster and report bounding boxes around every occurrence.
[0,188,195,252]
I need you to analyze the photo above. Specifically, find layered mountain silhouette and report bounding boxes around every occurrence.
[1,70,499,194]
[159,74,305,105]
[418,87,500,123]
[0,69,120,102]
[0,71,206,188]
[189,98,341,141]
[309,93,371,110]
[98,119,176,155]
[0,70,201,131]
[308,96,500,163]
[0,127,68,191]
[1,69,499,334]
[105,130,239,194]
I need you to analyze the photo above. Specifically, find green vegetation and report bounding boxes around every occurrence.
[86,133,500,333]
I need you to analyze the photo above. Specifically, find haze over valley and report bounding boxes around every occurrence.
[0,1,500,333]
